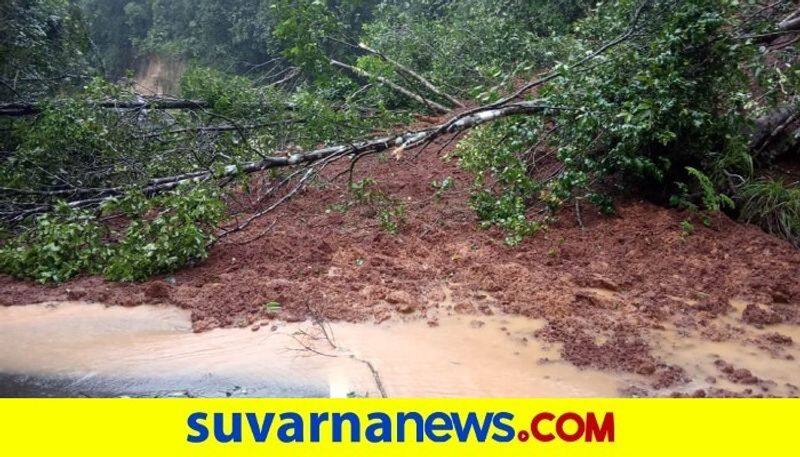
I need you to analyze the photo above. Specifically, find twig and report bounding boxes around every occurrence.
[351,356,388,398]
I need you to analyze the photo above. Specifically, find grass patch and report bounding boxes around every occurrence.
[738,179,800,246]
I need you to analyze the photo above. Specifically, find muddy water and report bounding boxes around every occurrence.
[0,303,370,397]
[5,299,794,398]
[332,317,628,397]
[0,302,627,398]
[651,328,800,396]
[649,299,800,397]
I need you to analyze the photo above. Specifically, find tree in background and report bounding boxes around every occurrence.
[1,0,92,101]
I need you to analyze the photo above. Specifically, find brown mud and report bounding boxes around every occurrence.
[2,135,799,397]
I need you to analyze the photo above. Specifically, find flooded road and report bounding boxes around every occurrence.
[0,302,630,398]
[0,302,366,397]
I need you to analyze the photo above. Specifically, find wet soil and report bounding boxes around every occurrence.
[2,135,799,397]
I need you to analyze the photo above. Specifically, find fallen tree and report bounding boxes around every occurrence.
[1,100,556,223]
[0,98,212,117]
[355,43,465,109]
[5,0,800,225]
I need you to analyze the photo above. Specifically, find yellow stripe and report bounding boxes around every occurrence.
[0,399,795,456]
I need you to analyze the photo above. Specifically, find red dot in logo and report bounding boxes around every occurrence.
[517,430,530,442]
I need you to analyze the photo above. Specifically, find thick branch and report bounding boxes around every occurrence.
[0,98,211,117]
[750,100,799,151]
[147,100,552,190]
[778,7,800,31]
[330,59,451,114]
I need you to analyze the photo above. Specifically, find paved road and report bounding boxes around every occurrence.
[0,372,329,398]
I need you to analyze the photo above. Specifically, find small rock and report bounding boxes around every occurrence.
[65,288,86,301]
[693,298,731,315]
[387,290,413,305]
[283,313,304,323]
[478,304,494,316]
[143,282,170,301]
[587,274,619,292]
[374,307,392,324]
[772,291,790,304]
[765,333,793,346]
[636,364,656,376]
[398,304,416,314]
[742,304,782,327]
[730,368,759,385]
[453,303,475,314]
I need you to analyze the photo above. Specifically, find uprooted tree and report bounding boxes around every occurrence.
[1,0,800,283]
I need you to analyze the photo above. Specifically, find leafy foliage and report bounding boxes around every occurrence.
[453,0,764,243]
[180,66,280,118]
[78,0,283,77]
[272,0,343,76]
[361,0,592,99]
[0,0,91,101]
[0,76,197,193]
[0,203,107,283]
[0,186,224,283]
[543,0,750,200]
[455,118,544,245]
[348,178,406,234]
[103,186,225,281]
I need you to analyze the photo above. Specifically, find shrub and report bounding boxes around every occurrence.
[347,178,407,235]
[103,186,225,281]
[0,185,225,283]
[180,66,277,117]
[0,203,109,283]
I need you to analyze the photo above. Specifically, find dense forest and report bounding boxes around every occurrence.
[1,0,799,283]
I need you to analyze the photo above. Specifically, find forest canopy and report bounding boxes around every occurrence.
[1,0,799,283]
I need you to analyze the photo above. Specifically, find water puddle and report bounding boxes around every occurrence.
[0,302,626,398]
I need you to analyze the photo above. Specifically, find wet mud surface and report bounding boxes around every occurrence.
[2,137,799,397]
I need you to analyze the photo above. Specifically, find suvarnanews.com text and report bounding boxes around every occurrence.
[187,410,615,444]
